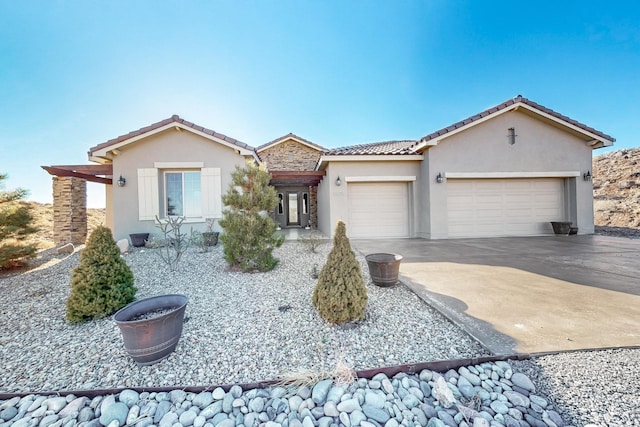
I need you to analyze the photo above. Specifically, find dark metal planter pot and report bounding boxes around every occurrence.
[129,233,150,247]
[550,221,572,235]
[201,232,219,246]
[365,253,403,287]
[113,294,188,366]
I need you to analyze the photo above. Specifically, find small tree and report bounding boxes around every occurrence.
[66,226,136,323]
[312,221,368,324]
[219,162,284,272]
[0,173,37,269]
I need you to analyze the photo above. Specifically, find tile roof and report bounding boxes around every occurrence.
[419,95,615,144]
[88,115,254,154]
[323,140,419,155]
[256,133,326,152]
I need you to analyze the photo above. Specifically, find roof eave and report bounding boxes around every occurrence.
[258,135,324,153]
[89,122,256,159]
[416,100,615,151]
[316,154,423,170]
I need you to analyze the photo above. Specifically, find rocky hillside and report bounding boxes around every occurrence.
[20,202,105,250]
[593,146,640,237]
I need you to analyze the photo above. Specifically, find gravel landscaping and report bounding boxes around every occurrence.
[0,241,488,393]
[2,240,639,426]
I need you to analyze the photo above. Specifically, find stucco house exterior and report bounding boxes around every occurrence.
[43,96,614,244]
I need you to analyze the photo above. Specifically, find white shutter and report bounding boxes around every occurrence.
[137,168,159,220]
[201,168,222,218]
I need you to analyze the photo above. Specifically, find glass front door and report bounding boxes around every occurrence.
[287,193,299,225]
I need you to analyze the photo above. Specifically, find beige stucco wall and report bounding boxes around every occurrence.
[110,128,247,241]
[105,184,114,231]
[317,160,422,238]
[420,110,596,238]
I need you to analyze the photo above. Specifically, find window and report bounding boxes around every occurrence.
[165,171,202,217]
[137,167,221,221]
[302,192,309,215]
[277,193,284,215]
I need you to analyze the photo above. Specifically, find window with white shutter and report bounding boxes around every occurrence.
[201,168,222,218]
[137,168,159,220]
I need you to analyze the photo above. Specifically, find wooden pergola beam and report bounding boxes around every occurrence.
[42,165,113,185]
[269,170,326,186]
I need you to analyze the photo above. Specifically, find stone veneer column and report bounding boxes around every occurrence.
[53,177,87,245]
[310,186,318,228]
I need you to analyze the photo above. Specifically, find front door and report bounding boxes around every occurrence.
[275,186,311,228]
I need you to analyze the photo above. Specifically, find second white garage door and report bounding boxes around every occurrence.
[447,178,565,238]
[348,182,409,238]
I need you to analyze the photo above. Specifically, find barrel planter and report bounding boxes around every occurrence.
[129,233,150,247]
[113,294,188,365]
[550,222,572,235]
[201,231,219,246]
[365,253,403,287]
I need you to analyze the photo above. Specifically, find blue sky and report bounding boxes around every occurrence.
[1,1,639,208]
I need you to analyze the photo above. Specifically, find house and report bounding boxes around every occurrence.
[43,95,614,244]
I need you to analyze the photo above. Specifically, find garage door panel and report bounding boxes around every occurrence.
[348,183,409,238]
[447,178,565,238]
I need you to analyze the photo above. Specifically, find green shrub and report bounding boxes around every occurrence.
[219,162,284,272]
[0,173,37,269]
[312,221,368,324]
[66,226,136,323]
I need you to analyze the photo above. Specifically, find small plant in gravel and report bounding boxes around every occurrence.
[155,215,190,270]
[66,226,136,323]
[276,352,356,387]
[189,229,208,253]
[311,263,320,279]
[219,162,284,272]
[312,221,368,324]
[301,231,323,253]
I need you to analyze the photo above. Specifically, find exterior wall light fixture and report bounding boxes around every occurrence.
[117,175,126,187]
[583,171,592,181]
[436,172,445,184]
[335,176,342,186]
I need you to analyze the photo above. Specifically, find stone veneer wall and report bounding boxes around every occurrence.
[53,177,87,245]
[310,186,318,227]
[260,139,322,228]
[259,139,321,170]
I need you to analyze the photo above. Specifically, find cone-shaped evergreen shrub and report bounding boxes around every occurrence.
[219,162,284,272]
[66,226,136,323]
[312,221,368,324]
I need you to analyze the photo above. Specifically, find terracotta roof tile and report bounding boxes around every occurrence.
[88,115,255,154]
[420,95,615,143]
[324,140,419,155]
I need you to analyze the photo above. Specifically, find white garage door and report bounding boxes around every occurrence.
[447,178,565,238]
[348,182,409,238]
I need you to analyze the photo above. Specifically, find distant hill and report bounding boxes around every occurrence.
[21,202,105,250]
[593,147,640,238]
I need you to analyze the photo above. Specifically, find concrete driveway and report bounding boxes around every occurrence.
[352,235,640,355]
